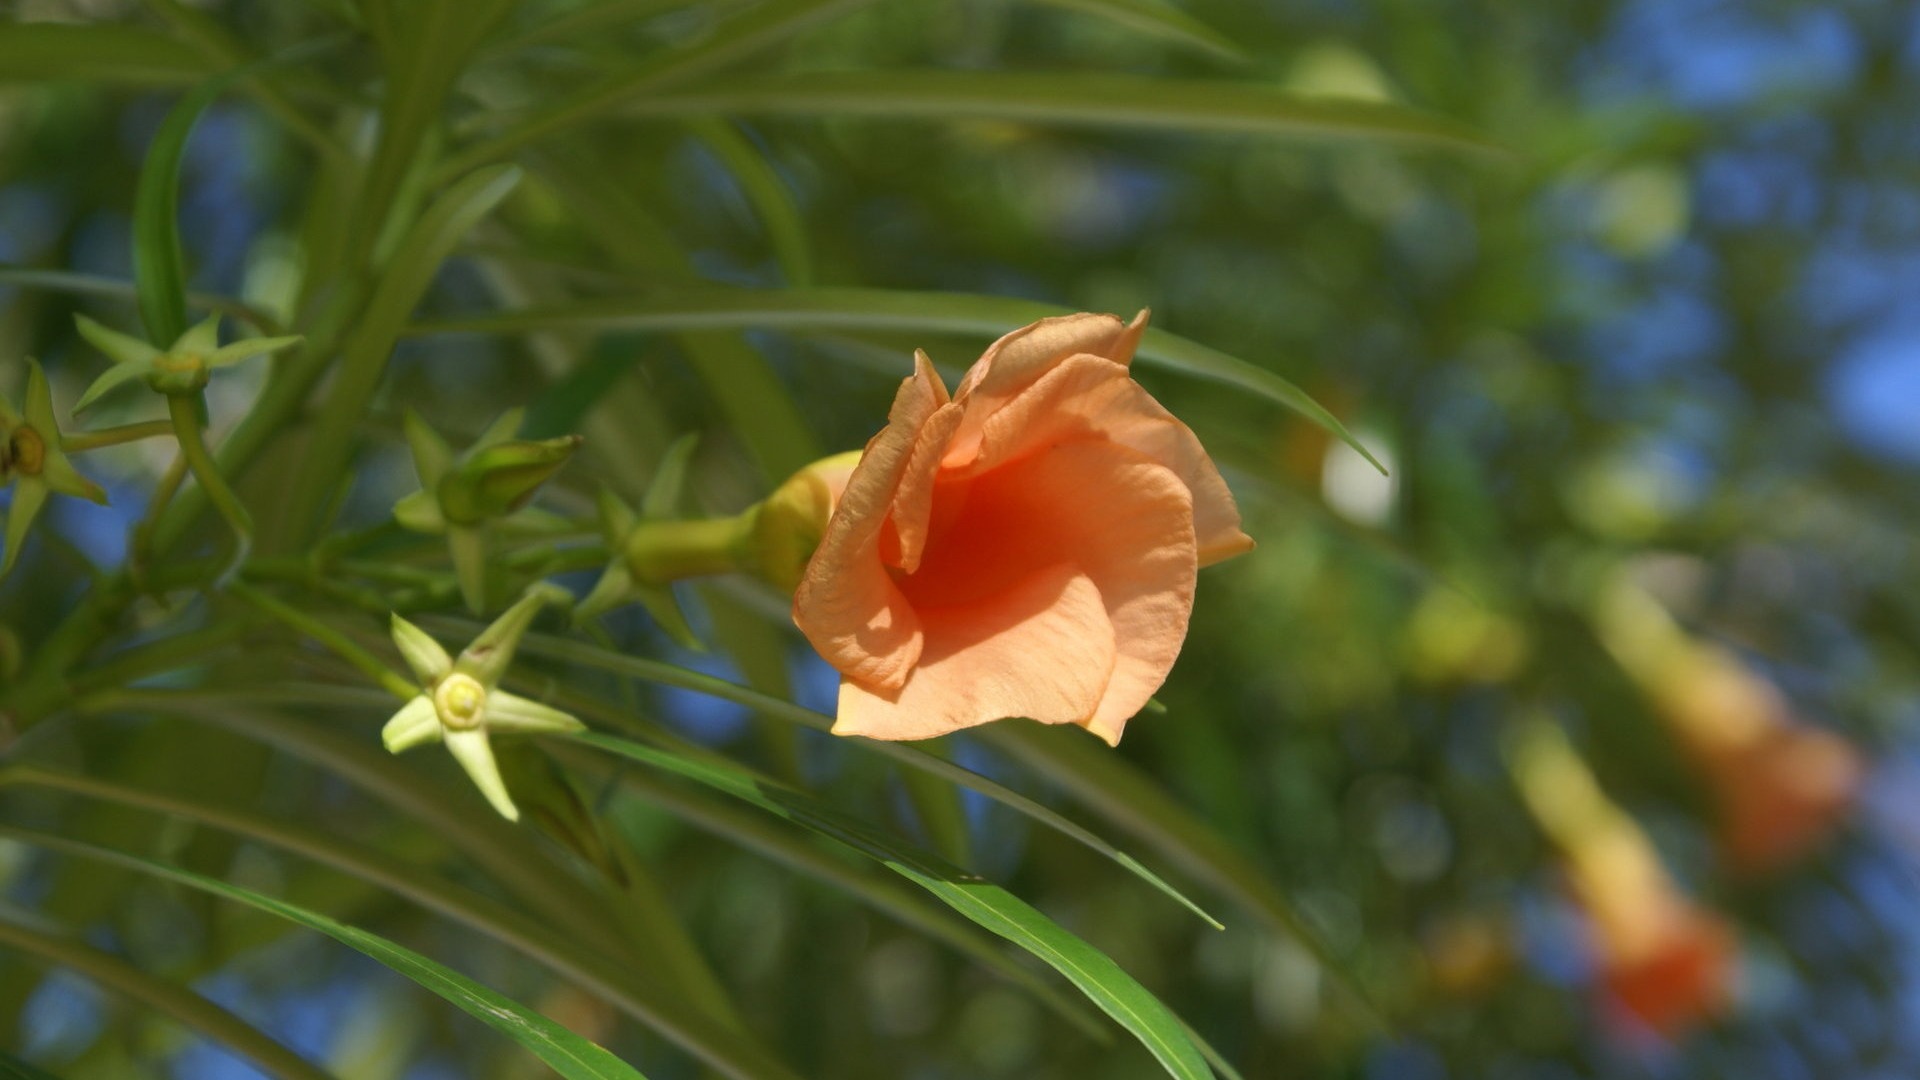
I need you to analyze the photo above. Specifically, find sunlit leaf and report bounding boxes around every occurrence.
[570,732,1214,1080]
[624,70,1504,155]
[2,828,651,1080]
[411,286,1385,472]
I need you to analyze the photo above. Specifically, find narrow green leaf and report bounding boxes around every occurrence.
[982,722,1389,1029]
[282,164,523,547]
[550,741,1112,1041]
[1032,0,1248,63]
[0,23,213,86]
[12,735,803,1080]
[409,286,1384,472]
[442,0,884,177]
[0,266,284,334]
[686,119,814,286]
[570,732,1212,1080]
[133,77,228,347]
[498,627,1224,928]
[0,919,328,1080]
[622,71,1504,155]
[0,828,649,1080]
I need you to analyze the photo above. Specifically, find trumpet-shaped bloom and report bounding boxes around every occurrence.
[794,311,1253,744]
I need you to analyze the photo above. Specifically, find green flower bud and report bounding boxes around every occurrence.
[436,435,582,526]
[748,450,861,592]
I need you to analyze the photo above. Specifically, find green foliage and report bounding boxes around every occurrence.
[8,1,1900,1079]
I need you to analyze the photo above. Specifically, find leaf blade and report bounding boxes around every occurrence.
[409,286,1383,472]
[0,827,650,1080]
[570,732,1213,1080]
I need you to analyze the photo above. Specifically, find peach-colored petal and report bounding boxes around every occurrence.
[958,355,1252,566]
[883,443,1197,743]
[883,393,966,575]
[945,312,1149,460]
[833,563,1116,741]
[794,354,948,690]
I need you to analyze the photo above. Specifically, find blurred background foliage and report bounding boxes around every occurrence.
[1,0,1918,1078]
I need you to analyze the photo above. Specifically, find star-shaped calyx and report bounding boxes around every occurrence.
[394,409,581,613]
[72,313,301,410]
[381,583,584,821]
[2,360,108,576]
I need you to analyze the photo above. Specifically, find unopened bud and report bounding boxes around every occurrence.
[437,436,583,525]
[749,451,861,592]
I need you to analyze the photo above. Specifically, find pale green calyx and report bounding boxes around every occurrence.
[72,313,301,410]
[2,359,109,578]
[380,584,585,822]
[393,408,582,614]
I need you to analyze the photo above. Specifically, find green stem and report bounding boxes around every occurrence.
[226,581,417,700]
[167,393,253,576]
[626,513,755,583]
[62,421,175,453]
[0,917,332,1080]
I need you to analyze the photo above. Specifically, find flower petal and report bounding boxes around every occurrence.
[485,689,587,736]
[835,562,1116,741]
[883,442,1199,744]
[1,480,47,577]
[71,361,151,414]
[73,315,160,368]
[794,352,948,690]
[965,354,1252,566]
[445,727,519,821]
[390,614,453,684]
[382,694,443,752]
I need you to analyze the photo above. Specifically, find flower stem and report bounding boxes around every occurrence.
[62,420,175,453]
[226,581,418,701]
[167,392,252,580]
[625,513,756,584]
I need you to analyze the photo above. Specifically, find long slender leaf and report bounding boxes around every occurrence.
[686,119,814,286]
[440,0,884,178]
[570,732,1214,1080]
[0,828,648,1080]
[621,71,1504,155]
[0,265,284,334]
[133,75,225,346]
[0,764,802,1080]
[0,918,330,1080]
[0,23,213,86]
[1032,0,1248,63]
[485,625,1225,928]
[548,742,1113,1041]
[981,722,1389,1029]
[281,164,523,547]
[408,285,1384,471]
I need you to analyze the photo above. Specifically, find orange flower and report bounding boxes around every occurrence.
[794,311,1253,744]
[1595,578,1862,874]
[1512,721,1736,1040]
[1566,823,1736,1036]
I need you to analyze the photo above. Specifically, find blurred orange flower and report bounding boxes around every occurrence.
[1513,722,1737,1039]
[1565,820,1736,1036]
[794,311,1254,744]
[1595,578,1863,874]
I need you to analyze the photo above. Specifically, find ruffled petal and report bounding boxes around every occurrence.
[834,563,1115,740]
[962,355,1252,566]
[886,442,1199,744]
[794,353,947,690]
[944,311,1149,463]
